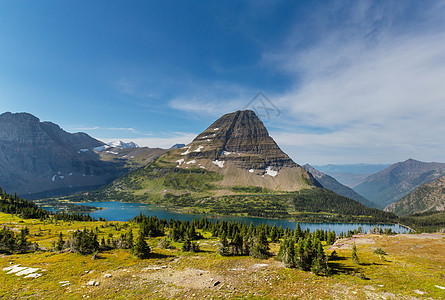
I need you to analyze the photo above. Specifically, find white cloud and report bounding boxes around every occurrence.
[263,1,445,164]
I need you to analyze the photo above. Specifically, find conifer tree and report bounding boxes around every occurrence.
[132,231,150,259]
[352,243,359,264]
[56,232,64,251]
[249,230,269,259]
[217,233,229,256]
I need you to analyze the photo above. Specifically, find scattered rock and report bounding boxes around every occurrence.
[104,274,112,278]
[3,265,42,279]
[86,280,98,286]
[24,273,42,278]
[413,290,425,295]
[213,281,221,287]
[16,267,39,276]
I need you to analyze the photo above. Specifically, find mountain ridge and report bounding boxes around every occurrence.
[303,164,379,208]
[0,112,124,196]
[353,158,445,207]
[385,175,445,216]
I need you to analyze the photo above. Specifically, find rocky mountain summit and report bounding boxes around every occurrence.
[164,110,314,191]
[0,112,124,196]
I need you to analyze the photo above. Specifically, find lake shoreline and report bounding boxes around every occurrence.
[43,200,410,234]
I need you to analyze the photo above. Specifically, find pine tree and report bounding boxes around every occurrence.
[249,230,269,259]
[311,240,330,275]
[132,231,150,259]
[352,243,359,264]
[127,230,134,249]
[182,238,192,252]
[217,233,229,256]
[277,237,295,268]
[17,227,30,253]
[231,233,243,255]
[56,232,64,251]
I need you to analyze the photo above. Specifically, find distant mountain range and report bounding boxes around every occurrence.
[385,175,445,216]
[313,164,390,187]
[353,159,445,208]
[303,164,378,208]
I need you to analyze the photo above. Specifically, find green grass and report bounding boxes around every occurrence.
[1,212,444,299]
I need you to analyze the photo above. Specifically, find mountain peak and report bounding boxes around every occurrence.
[157,110,314,192]
[185,110,295,170]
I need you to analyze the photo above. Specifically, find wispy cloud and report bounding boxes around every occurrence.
[167,81,255,117]
[262,1,445,164]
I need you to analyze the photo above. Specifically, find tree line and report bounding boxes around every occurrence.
[0,188,99,222]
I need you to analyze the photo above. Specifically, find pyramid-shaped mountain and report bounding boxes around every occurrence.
[186,110,295,168]
[162,110,314,191]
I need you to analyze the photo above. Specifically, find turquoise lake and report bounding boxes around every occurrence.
[73,201,409,234]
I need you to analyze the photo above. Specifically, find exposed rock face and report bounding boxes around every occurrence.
[385,175,445,216]
[303,164,378,208]
[353,158,445,208]
[0,112,124,196]
[187,110,295,169]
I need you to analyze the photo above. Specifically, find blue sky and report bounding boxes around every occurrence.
[1,1,445,164]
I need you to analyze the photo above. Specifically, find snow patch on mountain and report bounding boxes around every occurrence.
[108,140,139,148]
[265,166,278,177]
[212,160,225,168]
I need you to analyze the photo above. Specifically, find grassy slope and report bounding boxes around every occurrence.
[1,212,445,299]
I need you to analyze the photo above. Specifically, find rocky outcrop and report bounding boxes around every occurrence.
[138,110,316,193]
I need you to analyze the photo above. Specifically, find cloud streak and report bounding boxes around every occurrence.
[263,1,445,164]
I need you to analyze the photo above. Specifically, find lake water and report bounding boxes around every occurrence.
[69,201,409,234]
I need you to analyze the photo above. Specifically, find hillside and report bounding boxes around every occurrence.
[303,164,379,208]
[98,146,168,170]
[353,159,445,208]
[385,175,445,216]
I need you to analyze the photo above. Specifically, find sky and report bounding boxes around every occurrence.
[1,0,445,165]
